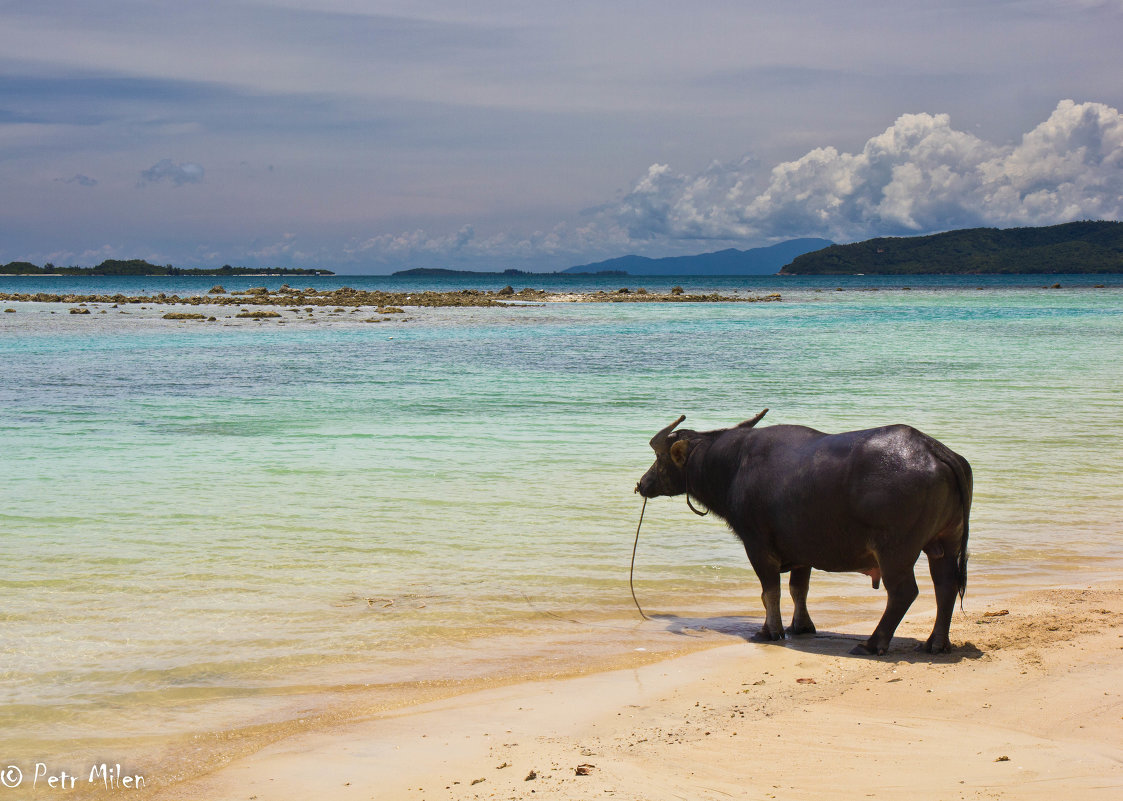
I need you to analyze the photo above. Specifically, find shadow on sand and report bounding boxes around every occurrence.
[651,613,984,664]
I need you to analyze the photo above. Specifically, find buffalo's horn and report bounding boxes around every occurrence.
[650,414,686,453]
[737,408,769,429]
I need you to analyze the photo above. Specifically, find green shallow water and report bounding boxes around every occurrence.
[1,283,1121,782]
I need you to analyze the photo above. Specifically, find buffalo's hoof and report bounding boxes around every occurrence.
[752,627,785,642]
[786,620,822,638]
[849,642,887,656]
[923,637,951,654]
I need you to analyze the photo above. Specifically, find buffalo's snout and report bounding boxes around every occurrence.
[635,462,666,498]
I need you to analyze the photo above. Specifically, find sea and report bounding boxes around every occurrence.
[1,272,1121,792]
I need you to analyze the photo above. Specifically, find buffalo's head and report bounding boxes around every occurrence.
[635,410,769,498]
[635,415,692,498]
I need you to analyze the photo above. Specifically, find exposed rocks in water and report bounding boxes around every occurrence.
[163,312,208,320]
[235,310,282,319]
[0,285,781,309]
[69,307,90,314]
[375,306,405,314]
[576,290,781,304]
[209,285,225,294]
[4,308,14,313]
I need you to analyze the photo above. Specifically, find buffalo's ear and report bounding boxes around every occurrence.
[669,439,689,468]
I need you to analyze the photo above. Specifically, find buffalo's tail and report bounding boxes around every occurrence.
[929,442,974,606]
[939,448,973,609]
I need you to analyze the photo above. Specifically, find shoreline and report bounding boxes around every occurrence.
[153,581,1123,801]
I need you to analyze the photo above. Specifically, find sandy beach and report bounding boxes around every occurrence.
[156,583,1122,801]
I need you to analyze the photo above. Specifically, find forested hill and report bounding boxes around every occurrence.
[0,259,333,276]
[780,221,1123,274]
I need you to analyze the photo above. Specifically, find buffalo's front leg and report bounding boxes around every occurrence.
[787,566,816,636]
[753,578,785,641]
[746,553,785,641]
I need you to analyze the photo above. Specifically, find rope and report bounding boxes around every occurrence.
[629,497,650,620]
[683,446,709,516]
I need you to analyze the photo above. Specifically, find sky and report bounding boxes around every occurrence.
[2,0,1122,273]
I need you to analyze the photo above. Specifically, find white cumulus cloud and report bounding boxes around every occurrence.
[612,100,1123,244]
[139,159,205,187]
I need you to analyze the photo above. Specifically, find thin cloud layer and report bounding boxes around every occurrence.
[340,223,600,270]
[60,174,98,187]
[612,100,1123,245]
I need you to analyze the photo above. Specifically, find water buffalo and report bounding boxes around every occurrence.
[635,411,972,655]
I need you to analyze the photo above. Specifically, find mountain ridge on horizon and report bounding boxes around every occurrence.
[561,238,833,275]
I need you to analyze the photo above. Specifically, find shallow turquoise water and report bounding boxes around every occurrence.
[1,280,1121,774]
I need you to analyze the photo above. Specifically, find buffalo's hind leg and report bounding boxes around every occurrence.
[924,548,959,653]
[787,566,816,636]
[850,557,919,656]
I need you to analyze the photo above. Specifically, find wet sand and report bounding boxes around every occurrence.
[157,582,1123,801]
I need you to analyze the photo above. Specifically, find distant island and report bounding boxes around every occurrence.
[392,267,629,278]
[781,221,1123,274]
[0,259,334,276]
[393,267,626,278]
[562,238,833,275]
